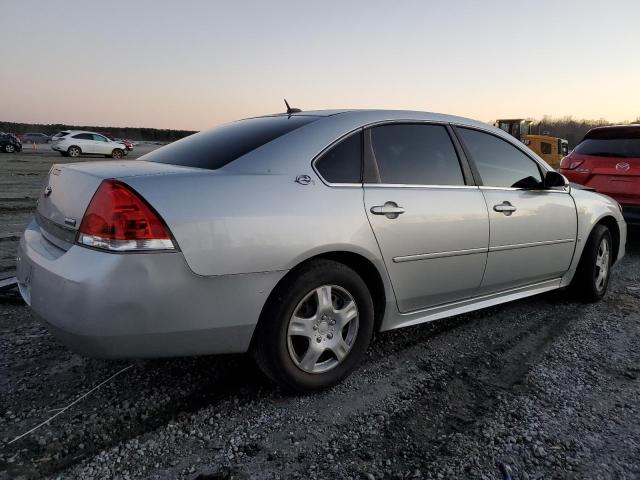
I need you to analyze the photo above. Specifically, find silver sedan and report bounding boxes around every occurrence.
[16,109,626,391]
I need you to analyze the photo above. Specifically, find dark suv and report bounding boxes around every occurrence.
[21,132,52,144]
[0,133,22,153]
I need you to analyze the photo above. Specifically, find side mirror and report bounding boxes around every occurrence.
[544,171,568,189]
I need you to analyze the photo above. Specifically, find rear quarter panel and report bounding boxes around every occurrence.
[122,171,387,278]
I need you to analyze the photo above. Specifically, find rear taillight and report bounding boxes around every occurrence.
[559,156,584,170]
[77,179,175,252]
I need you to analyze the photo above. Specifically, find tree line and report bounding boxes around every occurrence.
[0,121,196,142]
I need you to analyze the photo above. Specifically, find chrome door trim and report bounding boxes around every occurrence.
[393,246,488,263]
[364,184,479,190]
[480,186,570,193]
[489,238,575,253]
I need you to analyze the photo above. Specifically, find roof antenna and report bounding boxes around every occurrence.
[284,99,302,115]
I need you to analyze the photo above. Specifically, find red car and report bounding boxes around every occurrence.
[560,125,640,226]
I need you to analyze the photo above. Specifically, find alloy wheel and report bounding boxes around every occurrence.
[287,285,359,374]
[594,237,610,292]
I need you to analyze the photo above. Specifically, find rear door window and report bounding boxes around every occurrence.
[368,124,464,185]
[457,127,543,189]
[145,115,318,170]
[73,133,93,140]
[315,131,362,183]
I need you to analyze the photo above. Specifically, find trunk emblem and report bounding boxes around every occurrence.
[43,186,52,197]
[616,162,630,172]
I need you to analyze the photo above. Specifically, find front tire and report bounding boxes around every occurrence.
[4,144,15,153]
[111,148,124,159]
[570,224,612,302]
[253,259,374,392]
[67,146,81,158]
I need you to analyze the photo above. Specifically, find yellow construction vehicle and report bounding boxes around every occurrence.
[496,119,568,168]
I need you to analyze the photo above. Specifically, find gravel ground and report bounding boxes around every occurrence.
[1,151,639,479]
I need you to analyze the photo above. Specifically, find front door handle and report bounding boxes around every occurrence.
[493,201,517,216]
[370,201,405,219]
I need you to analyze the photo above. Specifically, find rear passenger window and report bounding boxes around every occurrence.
[369,124,464,185]
[315,131,362,183]
[457,127,543,189]
[73,133,93,140]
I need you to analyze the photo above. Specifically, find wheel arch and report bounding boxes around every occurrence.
[250,250,388,350]
[595,215,620,263]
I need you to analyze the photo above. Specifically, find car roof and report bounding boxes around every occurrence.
[226,108,548,174]
[584,124,640,140]
[64,130,105,135]
[273,109,492,129]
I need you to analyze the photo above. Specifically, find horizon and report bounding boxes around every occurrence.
[2,111,639,133]
[2,0,639,131]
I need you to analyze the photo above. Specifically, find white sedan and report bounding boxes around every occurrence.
[51,130,128,159]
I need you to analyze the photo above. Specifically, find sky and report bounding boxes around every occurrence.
[2,0,639,130]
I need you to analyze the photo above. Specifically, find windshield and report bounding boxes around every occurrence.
[144,115,318,170]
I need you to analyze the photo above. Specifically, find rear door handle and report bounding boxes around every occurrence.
[370,201,405,219]
[493,201,517,216]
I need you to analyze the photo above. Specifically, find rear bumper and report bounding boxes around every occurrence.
[16,219,286,358]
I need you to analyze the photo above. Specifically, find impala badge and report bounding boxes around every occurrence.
[43,186,53,197]
[616,162,630,172]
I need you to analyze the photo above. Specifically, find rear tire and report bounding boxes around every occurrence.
[253,259,374,393]
[570,224,612,302]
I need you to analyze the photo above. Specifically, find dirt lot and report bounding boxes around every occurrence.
[1,150,639,479]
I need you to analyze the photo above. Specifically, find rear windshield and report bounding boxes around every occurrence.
[575,128,640,158]
[574,138,640,158]
[144,115,318,170]
[53,131,70,137]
